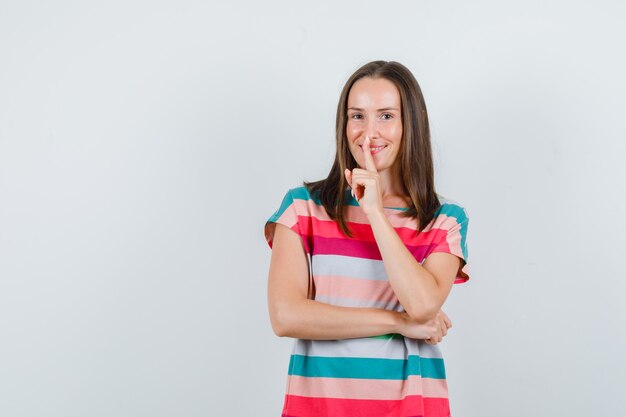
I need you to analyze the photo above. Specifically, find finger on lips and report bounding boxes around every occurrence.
[361,136,378,173]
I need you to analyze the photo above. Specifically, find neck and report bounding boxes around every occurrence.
[377,162,408,202]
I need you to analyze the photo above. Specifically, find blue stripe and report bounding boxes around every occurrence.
[288,354,446,380]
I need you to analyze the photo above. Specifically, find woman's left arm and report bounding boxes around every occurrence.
[346,136,461,323]
[367,210,460,323]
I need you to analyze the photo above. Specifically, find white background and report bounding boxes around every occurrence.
[1,1,625,416]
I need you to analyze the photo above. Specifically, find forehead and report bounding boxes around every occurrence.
[347,77,401,108]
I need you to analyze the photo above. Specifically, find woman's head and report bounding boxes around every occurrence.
[345,76,403,175]
[304,60,440,236]
[336,60,433,189]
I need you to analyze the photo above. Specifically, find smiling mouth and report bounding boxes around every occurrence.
[360,144,387,154]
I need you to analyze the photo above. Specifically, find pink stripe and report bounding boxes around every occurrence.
[312,234,435,261]
[302,214,438,243]
[294,199,448,236]
[284,394,450,417]
[287,375,449,400]
[314,275,396,302]
[431,217,462,258]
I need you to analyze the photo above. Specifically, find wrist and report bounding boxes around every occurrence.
[390,311,406,334]
[365,207,386,220]
[365,209,389,233]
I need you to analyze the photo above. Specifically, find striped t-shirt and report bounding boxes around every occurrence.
[264,185,470,417]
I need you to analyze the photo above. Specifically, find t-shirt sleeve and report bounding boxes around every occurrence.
[429,203,470,284]
[264,188,311,254]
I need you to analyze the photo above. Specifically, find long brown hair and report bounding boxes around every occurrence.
[303,60,440,238]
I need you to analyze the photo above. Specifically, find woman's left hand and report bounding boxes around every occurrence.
[424,310,452,345]
[344,135,384,216]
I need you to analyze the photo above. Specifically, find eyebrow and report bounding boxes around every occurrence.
[347,107,400,112]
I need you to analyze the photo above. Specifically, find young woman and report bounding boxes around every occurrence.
[264,60,470,417]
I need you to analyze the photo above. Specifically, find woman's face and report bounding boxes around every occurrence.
[346,76,403,172]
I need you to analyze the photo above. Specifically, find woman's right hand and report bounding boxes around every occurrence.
[397,310,452,344]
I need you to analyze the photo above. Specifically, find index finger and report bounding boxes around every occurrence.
[361,135,378,173]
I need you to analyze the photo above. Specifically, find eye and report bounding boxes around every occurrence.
[349,113,363,120]
[381,113,393,120]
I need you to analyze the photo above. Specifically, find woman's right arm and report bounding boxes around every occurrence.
[267,223,449,341]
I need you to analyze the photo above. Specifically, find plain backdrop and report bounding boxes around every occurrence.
[1,1,625,416]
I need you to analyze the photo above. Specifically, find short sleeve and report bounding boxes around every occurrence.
[264,188,311,254]
[429,203,470,284]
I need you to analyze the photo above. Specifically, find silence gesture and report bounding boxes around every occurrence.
[344,135,385,216]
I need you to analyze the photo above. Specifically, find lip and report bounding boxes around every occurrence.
[359,144,387,155]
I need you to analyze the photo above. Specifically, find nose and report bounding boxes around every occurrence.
[363,117,379,140]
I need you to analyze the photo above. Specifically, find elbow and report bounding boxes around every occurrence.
[271,320,290,338]
[272,325,289,338]
[269,296,309,338]
[405,302,440,324]
[269,304,295,337]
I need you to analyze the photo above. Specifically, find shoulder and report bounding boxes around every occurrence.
[284,185,323,207]
[272,185,312,206]
[274,185,319,218]
[287,185,312,199]
[434,193,469,223]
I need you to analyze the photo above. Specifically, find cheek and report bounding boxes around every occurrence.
[387,123,402,139]
[345,123,360,138]
[385,129,402,147]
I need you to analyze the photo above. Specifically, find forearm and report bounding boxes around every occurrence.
[368,210,441,322]
[271,298,401,340]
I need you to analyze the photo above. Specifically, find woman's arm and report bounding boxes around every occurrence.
[346,136,460,324]
[267,223,447,341]
[367,210,459,323]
